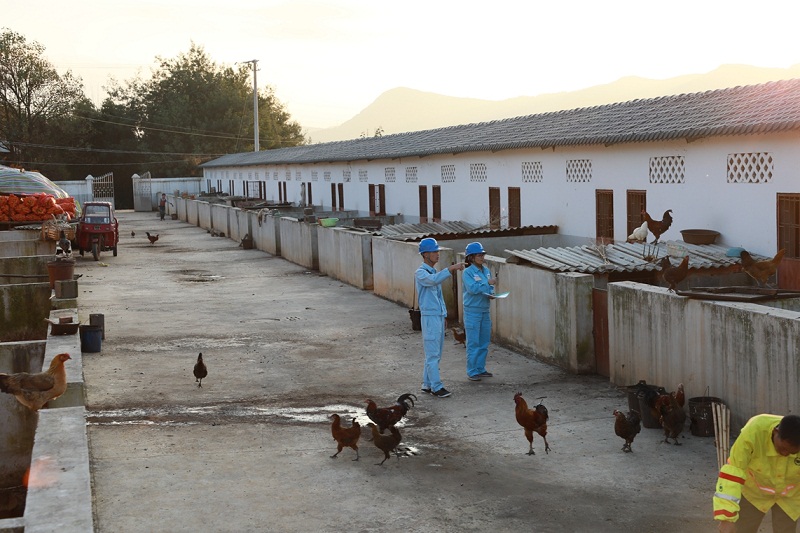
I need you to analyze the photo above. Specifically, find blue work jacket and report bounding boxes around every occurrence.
[415,263,451,317]
[463,264,494,312]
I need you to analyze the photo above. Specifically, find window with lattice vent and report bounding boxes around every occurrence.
[285,170,291,181]
[566,159,592,182]
[295,171,302,181]
[648,156,685,184]
[359,170,368,182]
[311,171,318,182]
[470,163,487,182]
[273,171,279,181]
[441,164,456,183]
[324,171,331,182]
[343,169,351,183]
[385,167,396,183]
[727,152,773,183]
[522,161,543,183]
[405,166,418,183]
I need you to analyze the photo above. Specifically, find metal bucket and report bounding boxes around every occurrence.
[625,383,661,427]
[689,396,723,437]
[80,325,103,353]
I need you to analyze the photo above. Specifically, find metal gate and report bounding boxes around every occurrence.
[132,171,152,212]
[91,172,115,206]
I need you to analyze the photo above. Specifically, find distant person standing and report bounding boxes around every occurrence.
[462,242,496,381]
[415,238,464,398]
[159,193,167,221]
[714,413,800,533]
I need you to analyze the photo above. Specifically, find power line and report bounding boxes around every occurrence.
[71,113,304,145]
[7,159,195,167]
[9,140,225,157]
[72,114,244,141]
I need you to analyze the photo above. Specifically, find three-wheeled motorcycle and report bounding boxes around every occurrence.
[76,201,119,261]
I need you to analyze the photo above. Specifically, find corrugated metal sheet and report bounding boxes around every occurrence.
[379,220,480,237]
[380,222,557,241]
[506,242,746,274]
[201,79,800,168]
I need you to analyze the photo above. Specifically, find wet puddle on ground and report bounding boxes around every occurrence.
[86,403,421,456]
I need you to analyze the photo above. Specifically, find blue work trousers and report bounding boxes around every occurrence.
[464,309,491,378]
[421,315,446,392]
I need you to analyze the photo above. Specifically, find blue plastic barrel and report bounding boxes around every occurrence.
[80,325,103,353]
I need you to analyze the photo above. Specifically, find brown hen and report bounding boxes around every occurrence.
[613,409,641,452]
[450,327,466,346]
[330,414,361,460]
[0,353,71,411]
[739,249,785,287]
[367,423,402,465]
[660,255,690,292]
[658,394,687,445]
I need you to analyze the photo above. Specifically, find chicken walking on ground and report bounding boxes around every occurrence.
[642,209,673,244]
[660,255,690,292]
[367,423,402,465]
[131,231,135,238]
[657,393,687,445]
[513,392,551,456]
[366,393,416,434]
[0,353,71,411]
[193,353,207,387]
[613,409,641,452]
[739,249,785,287]
[450,327,466,346]
[145,232,159,245]
[330,414,361,461]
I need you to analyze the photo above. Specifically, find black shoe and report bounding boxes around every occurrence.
[467,375,482,381]
[479,371,494,377]
[420,387,432,394]
[432,388,452,398]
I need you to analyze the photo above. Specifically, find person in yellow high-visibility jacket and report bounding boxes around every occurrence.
[714,414,800,533]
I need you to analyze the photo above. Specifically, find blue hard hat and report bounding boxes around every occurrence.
[465,242,486,256]
[419,238,440,254]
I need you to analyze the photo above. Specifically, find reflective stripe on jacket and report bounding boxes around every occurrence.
[713,414,800,522]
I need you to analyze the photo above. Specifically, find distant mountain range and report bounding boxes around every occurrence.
[306,64,800,144]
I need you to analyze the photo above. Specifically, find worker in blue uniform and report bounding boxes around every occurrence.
[415,238,465,398]
[462,242,496,381]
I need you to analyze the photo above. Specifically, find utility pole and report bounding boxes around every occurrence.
[241,59,260,152]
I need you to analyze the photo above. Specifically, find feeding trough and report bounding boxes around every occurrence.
[680,229,719,245]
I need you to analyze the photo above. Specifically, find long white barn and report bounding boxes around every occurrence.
[201,79,800,269]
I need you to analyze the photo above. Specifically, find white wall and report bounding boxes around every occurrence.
[203,130,799,254]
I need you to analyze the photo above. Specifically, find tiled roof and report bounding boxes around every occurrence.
[505,241,746,274]
[201,79,800,168]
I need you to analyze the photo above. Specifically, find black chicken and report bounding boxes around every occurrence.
[193,353,207,387]
[56,230,72,256]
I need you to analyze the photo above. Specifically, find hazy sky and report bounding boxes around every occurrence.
[5,0,800,129]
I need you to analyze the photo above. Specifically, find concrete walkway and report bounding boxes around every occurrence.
[81,210,720,533]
